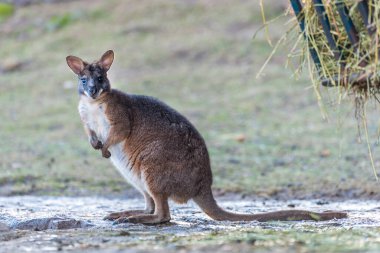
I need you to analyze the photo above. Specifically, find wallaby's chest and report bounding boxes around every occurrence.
[78,96,110,143]
[77,96,146,192]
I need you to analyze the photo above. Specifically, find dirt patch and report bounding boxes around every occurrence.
[1,196,380,252]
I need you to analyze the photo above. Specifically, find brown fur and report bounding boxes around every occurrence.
[66,51,347,224]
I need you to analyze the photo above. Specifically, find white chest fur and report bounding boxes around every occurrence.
[78,96,146,193]
[78,96,110,143]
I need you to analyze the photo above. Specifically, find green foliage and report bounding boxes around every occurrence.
[46,11,82,31]
[0,3,14,21]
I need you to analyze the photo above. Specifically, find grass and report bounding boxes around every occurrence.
[167,227,380,252]
[0,0,380,198]
[4,224,380,252]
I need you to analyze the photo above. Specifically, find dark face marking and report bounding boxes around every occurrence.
[78,63,111,99]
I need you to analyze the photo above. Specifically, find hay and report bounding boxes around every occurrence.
[293,0,380,98]
[256,0,380,178]
[285,0,380,179]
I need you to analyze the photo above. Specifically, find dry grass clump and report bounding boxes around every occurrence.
[292,0,380,98]
[296,1,380,178]
[258,0,380,178]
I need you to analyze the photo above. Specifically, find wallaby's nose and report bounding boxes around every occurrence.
[88,86,96,96]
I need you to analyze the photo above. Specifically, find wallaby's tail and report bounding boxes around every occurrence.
[193,189,347,222]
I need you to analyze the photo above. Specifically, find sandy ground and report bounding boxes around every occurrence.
[0,196,380,252]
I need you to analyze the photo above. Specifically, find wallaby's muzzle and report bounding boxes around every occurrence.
[88,86,97,97]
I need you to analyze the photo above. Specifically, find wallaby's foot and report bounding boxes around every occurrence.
[113,193,170,224]
[104,210,153,221]
[105,192,156,221]
[114,214,171,225]
[102,148,111,158]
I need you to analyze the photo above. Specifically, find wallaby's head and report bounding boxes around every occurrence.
[66,50,114,99]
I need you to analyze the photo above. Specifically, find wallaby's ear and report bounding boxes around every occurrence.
[99,50,114,71]
[66,56,85,75]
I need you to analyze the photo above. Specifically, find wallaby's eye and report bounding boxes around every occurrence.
[97,76,103,82]
[80,77,87,85]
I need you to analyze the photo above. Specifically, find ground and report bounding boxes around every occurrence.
[1,196,380,252]
[1,0,380,252]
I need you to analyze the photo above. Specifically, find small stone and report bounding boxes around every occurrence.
[234,134,246,143]
[228,158,240,164]
[319,149,331,158]
[48,219,86,230]
[1,59,25,73]
[316,200,329,205]
[118,231,130,236]
[273,159,286,167]
[12,218,90,231]
[13,218,53,231]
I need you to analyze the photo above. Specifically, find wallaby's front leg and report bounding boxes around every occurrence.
[101,125,125,158]
[89,129,103,150]
[83,124,103,150]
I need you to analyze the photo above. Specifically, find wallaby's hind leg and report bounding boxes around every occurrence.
[104,192,155,221]
[115,193,171,224]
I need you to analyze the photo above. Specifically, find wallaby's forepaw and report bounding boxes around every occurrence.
[102,149,111,158]
[90,136,103,150]
[92,140,103,150]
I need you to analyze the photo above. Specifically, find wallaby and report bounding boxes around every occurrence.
[66,50,347,224]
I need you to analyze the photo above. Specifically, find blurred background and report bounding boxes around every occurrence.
[1,0,379,199]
